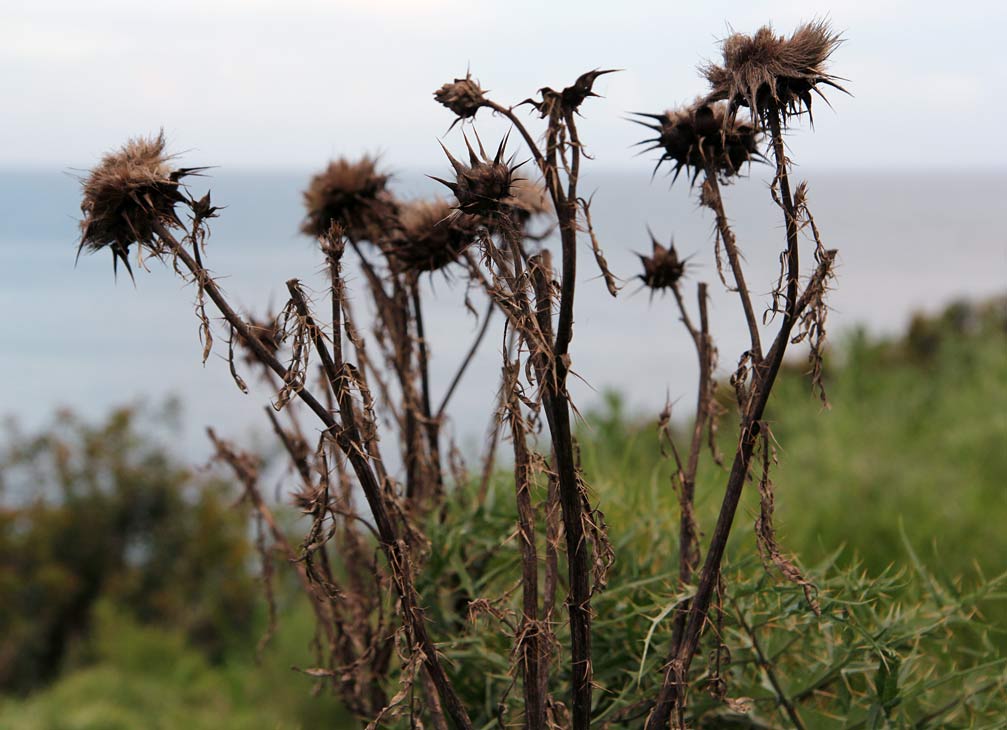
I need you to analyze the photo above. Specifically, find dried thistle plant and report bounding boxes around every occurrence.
[641,18,844,730]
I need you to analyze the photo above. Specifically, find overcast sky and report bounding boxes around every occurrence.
[2,0,1004,171]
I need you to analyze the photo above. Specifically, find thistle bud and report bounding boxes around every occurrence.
[638,234,687,291]
[434,72,487,123]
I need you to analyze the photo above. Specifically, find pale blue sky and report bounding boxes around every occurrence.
[2,0,1004,170]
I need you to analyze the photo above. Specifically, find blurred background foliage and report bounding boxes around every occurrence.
[1,298,1004,728]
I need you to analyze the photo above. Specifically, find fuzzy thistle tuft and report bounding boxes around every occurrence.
[703,19,844,125]
[631,100,761,183]
[387,198,479,273]
[78,131,194,278]
[301,156,396,242]
[638,233,688,291]
[431,134,518,216]
[434,72,488,125]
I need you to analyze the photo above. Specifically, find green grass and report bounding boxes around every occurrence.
[0,600,349,730]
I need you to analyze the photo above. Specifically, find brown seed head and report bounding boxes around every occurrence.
[432,133,517,216]
[703,19,844,125]
[502,177,551,224]
[631,100,761,183]
[387,198,479,273]
[78,131,192,276]
[434,72,488,123]
[301,156,395,242]
[638,233,687,291]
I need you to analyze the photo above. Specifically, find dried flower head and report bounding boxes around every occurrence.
[301,156,395,242]
[434,72,488,126]
[638,233,688,291]
[432,134,518,216]
[703,19,844,125]
[503,177,552,224]
[631,100,761,183]
[387,198,479,273]
[78,131,193,277]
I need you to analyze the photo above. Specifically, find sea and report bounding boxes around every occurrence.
[2,167,1004,461]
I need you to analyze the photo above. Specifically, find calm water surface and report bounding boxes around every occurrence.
[2,167,1004,458]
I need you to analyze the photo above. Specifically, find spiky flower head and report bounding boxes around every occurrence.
[703,19,844,125]
[434,72,488,125]
[432,133,518,216]
[638,233,687,291]
[387,198,479,273]
[301,156,395,242]
[631,100,760,183]
[78,131,194,278]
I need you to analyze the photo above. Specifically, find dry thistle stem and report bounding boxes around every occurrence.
[631,100,761,182]
[78,131,193,277]
[703,19,845,125]
[434,72,488,125]
[432,134,518,215]
[638,233,688,291]
[300,156,396,242]
[387,198,479,273]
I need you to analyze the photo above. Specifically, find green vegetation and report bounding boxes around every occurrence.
[1,299,1004,727]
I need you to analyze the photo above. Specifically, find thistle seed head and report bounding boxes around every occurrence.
[78,131,193,277]
[703,19,845,126]
[432,133,518,216]
[301,156,396,242]
[638,233,687,291]
[434,72,488,124]
[502,177,551,225]
[387,198,479,273]
[631,100,761,184]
